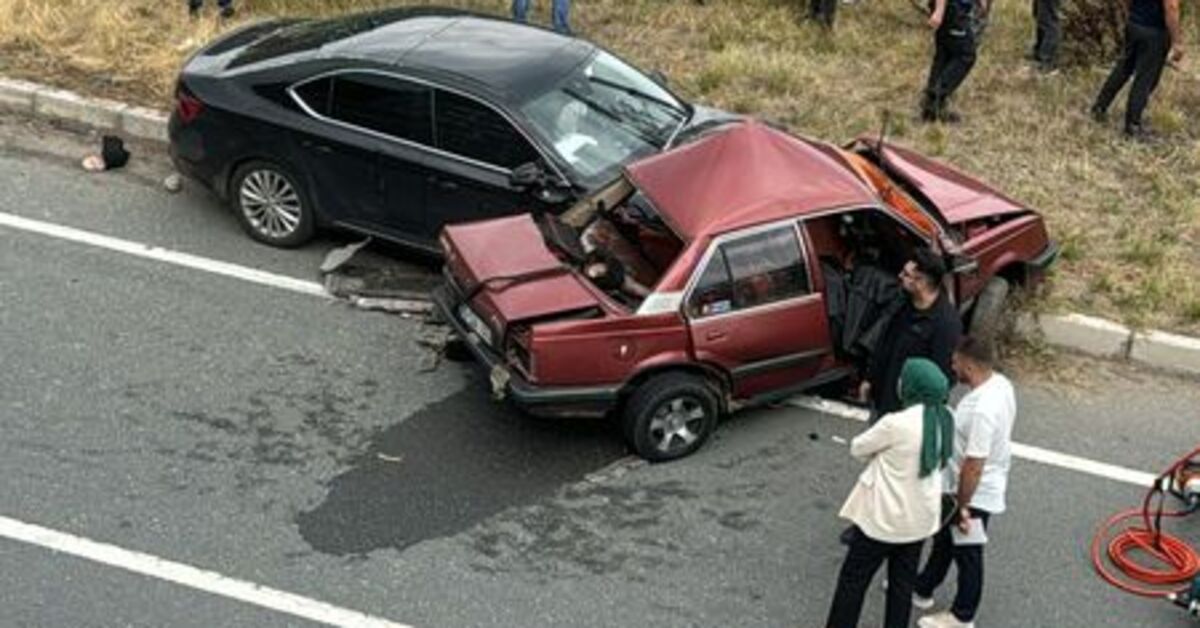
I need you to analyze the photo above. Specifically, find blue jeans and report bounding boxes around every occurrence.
[511,0,572,34]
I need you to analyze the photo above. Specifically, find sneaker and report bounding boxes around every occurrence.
[913,593,935,610]
[1089,106,1107,123]
[1123,123,1158,143]
[918,610,974,628]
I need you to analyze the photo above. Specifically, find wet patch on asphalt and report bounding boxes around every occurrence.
[295,382,626,556]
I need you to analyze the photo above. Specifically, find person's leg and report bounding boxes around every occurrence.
[1092,23,1139,115]
[914,523,954,597]
[188,0,203,12]
[552,0,572,34]
[934,9,978,113]
[1124,25,1170,132]
[949,511,991,622]
[1034,0,1060,68]
[826,528,889,628]
[922,32,952,118]
[511,0,530,22]
[883,541,922,628]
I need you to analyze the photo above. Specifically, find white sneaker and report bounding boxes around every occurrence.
[918,610,974,628]
[912,593,935,610]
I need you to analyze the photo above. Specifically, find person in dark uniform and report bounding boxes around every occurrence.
[810,0,839,29]
[1030,0,1061,73]
[1090,0,1185,138]
[188,0,233,18]
[920,0,985,123]
[860,248,962,421]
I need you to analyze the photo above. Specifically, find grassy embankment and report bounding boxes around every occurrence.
[1,0,1198,333]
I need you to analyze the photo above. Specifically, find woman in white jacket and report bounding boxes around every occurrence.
[825,358,955,628]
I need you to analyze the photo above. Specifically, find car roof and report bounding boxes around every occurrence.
[624,121,878,243]
[234,8,595,104]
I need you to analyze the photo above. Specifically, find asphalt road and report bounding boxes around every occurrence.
[1,115,1198,627]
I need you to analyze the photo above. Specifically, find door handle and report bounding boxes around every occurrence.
[705,330,727,342]
[300,140,334,154]
[428,176,460,192]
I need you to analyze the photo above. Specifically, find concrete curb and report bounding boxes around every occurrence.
[2,75,1199,377]
[0,77,168,143]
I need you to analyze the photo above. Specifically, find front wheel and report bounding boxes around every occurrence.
[969,277,1012,344]
[230,161,315,248]
[622,373,720,462]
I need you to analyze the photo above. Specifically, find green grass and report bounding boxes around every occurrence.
[1,0,1198,333]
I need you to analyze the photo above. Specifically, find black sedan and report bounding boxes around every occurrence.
[169,7,734,251]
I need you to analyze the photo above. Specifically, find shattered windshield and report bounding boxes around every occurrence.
[520,51,690,188]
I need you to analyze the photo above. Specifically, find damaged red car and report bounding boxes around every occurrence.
[434,121,1056,461]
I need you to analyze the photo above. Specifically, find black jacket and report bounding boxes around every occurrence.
[866,292,962,415]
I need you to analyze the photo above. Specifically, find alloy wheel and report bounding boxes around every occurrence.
[647,396,707,455]
[239,169,303,241]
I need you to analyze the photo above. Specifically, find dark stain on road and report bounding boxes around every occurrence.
[295,382,626,556]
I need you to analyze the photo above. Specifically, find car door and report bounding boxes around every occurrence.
[423,88,548,239]
[289,75,385,228]
[323,72,432,239]
[686,222,834,400]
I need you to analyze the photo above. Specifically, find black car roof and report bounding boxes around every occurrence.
[231,7,595,104]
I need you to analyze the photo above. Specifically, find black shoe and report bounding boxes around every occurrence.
[188,5,200,17]
[1123,123,1157,142]
[1089,106,1108,123]
[938,110,963,124]
[219,5,235,18]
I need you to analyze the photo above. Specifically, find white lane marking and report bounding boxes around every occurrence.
[0,515,411,628]
[0,211,328,299]
[788,396,1158,487]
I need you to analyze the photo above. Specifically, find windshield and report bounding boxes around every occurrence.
[520,51,689,187]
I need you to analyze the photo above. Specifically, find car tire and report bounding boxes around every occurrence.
[622,372,720,462]
[969,276,1012,344]
[230,161,315,248]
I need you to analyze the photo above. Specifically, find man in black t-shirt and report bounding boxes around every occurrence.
[860,248,962,421]
[1091,0,1185,138]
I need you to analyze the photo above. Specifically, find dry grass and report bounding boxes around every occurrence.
[1,0,1198,333]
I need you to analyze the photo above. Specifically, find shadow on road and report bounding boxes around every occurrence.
[296,381,626,555]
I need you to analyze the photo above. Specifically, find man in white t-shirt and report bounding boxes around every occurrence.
[913,336,1016,628]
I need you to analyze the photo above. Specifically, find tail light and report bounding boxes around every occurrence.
[175,86,205,124]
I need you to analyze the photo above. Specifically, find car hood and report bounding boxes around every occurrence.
[875,141,1030,224]
[441,215,602,338]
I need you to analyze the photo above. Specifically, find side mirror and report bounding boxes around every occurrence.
[510,161,544,190]
[649,70,670,87]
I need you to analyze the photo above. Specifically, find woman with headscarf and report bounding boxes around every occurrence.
[825,358,955,628]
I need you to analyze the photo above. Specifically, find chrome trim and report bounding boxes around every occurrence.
[286,68,569,183]
[681,217,822,322]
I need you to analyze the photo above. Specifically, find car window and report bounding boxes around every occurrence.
[688,226,811,318]
[434,90,539,170]
[293,77,333,116]
[327,73,433,145]
[724,227,811,309]
[687,249,733,318]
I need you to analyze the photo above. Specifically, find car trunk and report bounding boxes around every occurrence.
[442,215,604,346]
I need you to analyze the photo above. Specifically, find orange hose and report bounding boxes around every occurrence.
[1091,448,1200,598]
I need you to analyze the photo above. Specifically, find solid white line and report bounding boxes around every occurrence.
[0,515,411,628]
[0,211,329,299]
[788,396,1158,487]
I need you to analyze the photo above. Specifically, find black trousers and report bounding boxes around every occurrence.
[189,0,232,8]
[1093,22,1170,130]
[1031,0,1061,66]
[914,508,992,623]
[826,527,923,628]
[810,0,839,28]
[923,3,978,115]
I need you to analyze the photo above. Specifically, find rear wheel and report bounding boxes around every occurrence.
[622,373,720,462]
[230,161,315,247]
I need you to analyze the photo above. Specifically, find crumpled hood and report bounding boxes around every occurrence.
[878,142,1030,224]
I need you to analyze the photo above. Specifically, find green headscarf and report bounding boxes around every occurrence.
[898,358,955,478]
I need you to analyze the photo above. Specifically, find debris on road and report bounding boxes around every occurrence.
[162,172,182,193]
[80,135,130,172]
[348,295,432,316]
[319,238,373,274]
